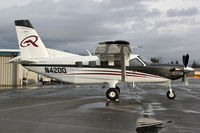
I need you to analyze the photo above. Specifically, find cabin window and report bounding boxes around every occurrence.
[114,60,121,67]
[129,59,143,66]
[75,61,82,67]
[101,61,108,67]
[89,61,96,67]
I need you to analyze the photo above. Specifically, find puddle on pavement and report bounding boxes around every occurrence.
[81,102,105,108]
[78,102,106,111]
[78,99,141,113]
[140,102,167,116]
[137,101,172,133]
[0,85,39,90]
[183,109,200,114]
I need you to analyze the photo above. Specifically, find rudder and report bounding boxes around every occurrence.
[15,20,49,59]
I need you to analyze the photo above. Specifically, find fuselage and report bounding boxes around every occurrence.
[21,54,184,85]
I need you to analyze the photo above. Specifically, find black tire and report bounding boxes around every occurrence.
[106,88,119,100]
[167,90,176,99]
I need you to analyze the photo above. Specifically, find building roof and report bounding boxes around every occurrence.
[0,49,20,52]
[0,49,20,56]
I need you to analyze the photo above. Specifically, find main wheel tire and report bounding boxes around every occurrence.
[167,90,176,99]
[106,88,119,101]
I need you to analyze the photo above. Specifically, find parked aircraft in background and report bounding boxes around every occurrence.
[9,20,194,101]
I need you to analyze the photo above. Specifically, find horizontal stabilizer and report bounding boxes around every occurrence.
[7,56,37,64]
[47,48,79,57]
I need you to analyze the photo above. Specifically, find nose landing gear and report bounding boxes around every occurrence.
[167,83,176,99]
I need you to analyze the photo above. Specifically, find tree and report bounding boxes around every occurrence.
[192,60,200,68]
[151,57,160,63]
[170,60,178,65]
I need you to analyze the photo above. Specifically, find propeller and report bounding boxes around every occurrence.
[182,54,193,85]
[170,54,194,85]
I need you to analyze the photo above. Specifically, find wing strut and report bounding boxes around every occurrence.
[121,45,126,82]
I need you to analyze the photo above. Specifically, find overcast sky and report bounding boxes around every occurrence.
[0,0,200,63]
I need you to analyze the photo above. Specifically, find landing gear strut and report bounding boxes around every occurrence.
[167,83,176,99]
[106,87,120,101]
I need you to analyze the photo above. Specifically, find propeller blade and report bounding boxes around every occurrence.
[182,54,189,67]
[182,55,186,67]
[182,73,189,85]
[181,54,191,85]
[185,54,189,67]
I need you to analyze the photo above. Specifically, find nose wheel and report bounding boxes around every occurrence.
[167,90,176,99]
[167,83,176,99]
[106,88,120,101]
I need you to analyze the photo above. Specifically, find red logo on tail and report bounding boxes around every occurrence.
[20,35,39,47]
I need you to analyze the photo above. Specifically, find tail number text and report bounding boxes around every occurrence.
[45,67,67,74]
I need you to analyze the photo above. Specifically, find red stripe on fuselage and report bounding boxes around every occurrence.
[75,69,162,78]
[65,72,162,78]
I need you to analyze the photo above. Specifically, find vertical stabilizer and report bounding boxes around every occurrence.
[15,20,49,59]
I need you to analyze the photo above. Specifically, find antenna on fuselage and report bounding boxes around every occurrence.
[87,50,92,56]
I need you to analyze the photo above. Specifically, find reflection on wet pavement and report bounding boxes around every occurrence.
[136,117,173,133]
[136,126,162,133]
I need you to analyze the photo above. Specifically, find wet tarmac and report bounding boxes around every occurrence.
[0,78,200,133]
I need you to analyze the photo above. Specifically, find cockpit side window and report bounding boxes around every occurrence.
[129,58,143,66]
[138,56,152,65]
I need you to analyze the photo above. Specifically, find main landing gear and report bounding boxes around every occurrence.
[167,83,176,99]
[106,86,120,102]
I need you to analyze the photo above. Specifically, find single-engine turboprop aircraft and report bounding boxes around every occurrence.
[9,20,194,101]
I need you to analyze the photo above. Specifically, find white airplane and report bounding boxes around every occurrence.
[9,20,194,101]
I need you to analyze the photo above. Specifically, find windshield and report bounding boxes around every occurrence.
[138,56,152,65]
[129,58,143,66]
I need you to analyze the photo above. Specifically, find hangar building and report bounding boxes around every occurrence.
[0,49,38,86]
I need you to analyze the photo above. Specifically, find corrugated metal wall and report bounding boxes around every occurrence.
[0,56,17,85]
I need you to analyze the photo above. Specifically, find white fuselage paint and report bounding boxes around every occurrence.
[24,55,170,84]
